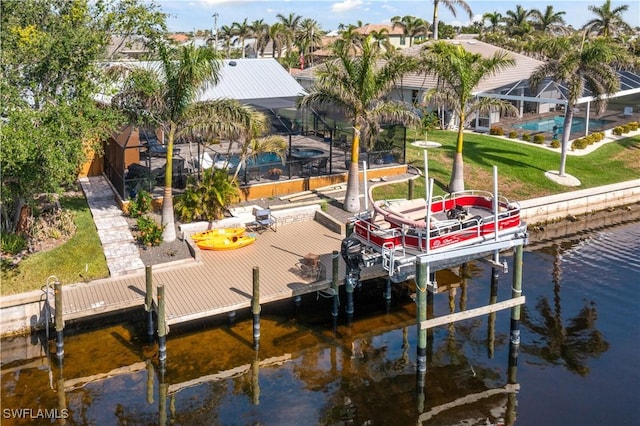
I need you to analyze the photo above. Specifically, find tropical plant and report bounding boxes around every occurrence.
[111,44,256,242]
[232,18,252,58]
[218,24,234,58]
[276,12,302,55]
[298,35,420,212]
[529,35,634,177]
[504,5,534,37]
[582,0,633,38]
[418,41,517,192]
[391,15,429,47]
[135,215,164,247]
[127,190,152,218]
[431,0,472,40]
[269,22,286,59]
[482,11,503,33]
[530,5,567,35]
[250,19,270,58]
[296,18,323,68]
[175,168,239,222]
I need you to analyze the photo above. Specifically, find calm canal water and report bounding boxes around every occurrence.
[1,221,639,425]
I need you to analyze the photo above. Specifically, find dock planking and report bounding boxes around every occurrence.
[61,220,352,325]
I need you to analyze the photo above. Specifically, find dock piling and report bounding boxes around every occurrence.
[331,251,339,318]
[145,266,154,341]
[54,280,64,359]
[252,267,261,350]
[415,260,428,373]
[509,245,524,347]
[488,266,499,358]
[157,285,167,362]
[408,178,415,200]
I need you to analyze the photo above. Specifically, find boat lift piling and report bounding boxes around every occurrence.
[415,260,428,373]
[510,245,524,348]
[252,267,261,350]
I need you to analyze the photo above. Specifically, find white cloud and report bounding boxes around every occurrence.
[332,0,363,14]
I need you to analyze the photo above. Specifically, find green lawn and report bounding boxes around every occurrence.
[373,130,640,201]
[1,196,109,295]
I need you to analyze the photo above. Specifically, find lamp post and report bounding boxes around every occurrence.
[212,12,219,50]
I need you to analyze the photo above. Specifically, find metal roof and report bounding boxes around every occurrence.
[196,58,306,106]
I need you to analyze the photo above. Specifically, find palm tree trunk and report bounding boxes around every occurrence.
[432,0,440,40]
[559,107,574,176]
[161,122,177,242]
[448,113,466,193]
[344,125,361,213]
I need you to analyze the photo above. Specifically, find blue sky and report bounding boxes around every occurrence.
[157,0,640,34]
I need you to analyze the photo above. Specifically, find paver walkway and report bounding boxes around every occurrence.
[79,176,145,276]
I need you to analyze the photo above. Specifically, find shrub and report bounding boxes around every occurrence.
[522,133,531,142]
[489,126,504,136]
[135,215,164,247]
[629,121,639,131]
[508,131,518,139]
[127,190,153,218]
[621,124,631,134]
[612,126,624,135]
[583,134,596,145]
[572,138,588,150]
[533,134,545,144]
[29,209,76,245]
[175,168,240,222]
[593,132,604,142]
[550,139,561,148]
[1,232,27,255]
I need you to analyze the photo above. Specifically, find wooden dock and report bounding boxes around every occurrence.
[62,220,355,325]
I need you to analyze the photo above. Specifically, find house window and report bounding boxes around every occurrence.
[411,90,420,105]
[400,36,406,46]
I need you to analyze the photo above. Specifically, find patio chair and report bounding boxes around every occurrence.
[310,158,329,175]
[247,209,276,233]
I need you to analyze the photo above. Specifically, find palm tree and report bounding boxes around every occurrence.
[269,22,286,59]
[298,36,419,212]
[418,41,517,192]
[218,24,234,58]
[391,15,429,47]
[582,0,632,38]
[232,18,252,58]
[334,24,364,56]
[431,0,472,41]
[529,35,634,178]
[276,12,302,55]
[111,45,255,241]
[482,11,503,33]
[250,19,270,58]
[531,5,567,35]
[297,18,323,68]
[504,5,534,37]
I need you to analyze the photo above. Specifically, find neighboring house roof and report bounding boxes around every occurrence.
[355,24,405,36]
[106,36,149,59]
[196,58,306,109]
[398,39,546,94]
[295,39,546,95]
[168,33,190,44]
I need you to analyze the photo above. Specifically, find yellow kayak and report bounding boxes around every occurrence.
[191,227,246,242]
[196,233,256,251]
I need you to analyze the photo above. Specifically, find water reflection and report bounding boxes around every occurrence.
[521,243,609,376]
[2,221,638,425]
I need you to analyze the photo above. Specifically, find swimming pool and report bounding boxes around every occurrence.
[514,116,614,134]
[221,152,283,169]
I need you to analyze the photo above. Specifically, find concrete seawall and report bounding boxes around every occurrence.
[519,180,640,225]
[1,180,639,337]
